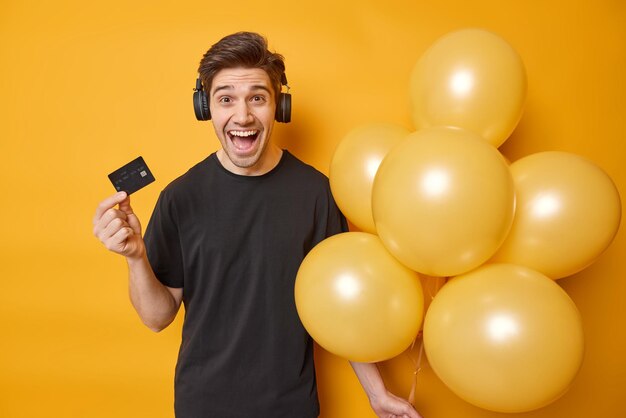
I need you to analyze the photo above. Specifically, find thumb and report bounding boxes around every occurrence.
[118,194,133,215]
[118,195,142,234]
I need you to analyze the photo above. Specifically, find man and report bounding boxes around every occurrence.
[93,32,421,418]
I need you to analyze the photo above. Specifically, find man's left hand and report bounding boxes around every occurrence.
[369,390,422,418]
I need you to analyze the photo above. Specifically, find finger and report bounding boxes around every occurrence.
[94,192,128,223]
[106,224,134,252]
[118,196,143,234]
[93,208,128,237]
[126,212,142,235]
[118,195,134,217]
[98,216,130,243]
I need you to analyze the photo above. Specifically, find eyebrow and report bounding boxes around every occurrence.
[212,84,272,96]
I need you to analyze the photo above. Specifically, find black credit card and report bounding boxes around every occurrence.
[108,156,155,195]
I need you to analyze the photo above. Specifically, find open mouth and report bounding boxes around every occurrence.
[228,129,260,152]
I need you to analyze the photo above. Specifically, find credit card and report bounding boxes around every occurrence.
[108,156,155,195]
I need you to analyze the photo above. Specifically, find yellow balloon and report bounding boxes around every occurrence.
[295,232,424,362]
[410,28,527,147]
[424,264,584,413]
[372,127,515,277]
[330,123,410,233]
[491,151,622,279]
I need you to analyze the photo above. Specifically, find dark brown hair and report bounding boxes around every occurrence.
[198,32,286,98]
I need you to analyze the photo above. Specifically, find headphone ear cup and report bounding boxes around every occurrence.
[275,92,291,123]
[193,89,211,121]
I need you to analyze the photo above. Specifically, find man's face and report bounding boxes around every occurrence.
[209,67,277,175]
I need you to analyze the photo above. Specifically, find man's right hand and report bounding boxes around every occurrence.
[93,192,145,259]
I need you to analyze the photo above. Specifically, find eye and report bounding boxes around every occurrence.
[251,95,266,103]
[218,96,232,103]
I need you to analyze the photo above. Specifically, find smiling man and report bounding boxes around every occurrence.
[93,32,421,418]
[210,66,281,174]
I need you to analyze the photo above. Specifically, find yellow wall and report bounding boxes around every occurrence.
[1,0,624,416]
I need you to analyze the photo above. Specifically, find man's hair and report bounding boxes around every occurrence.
[198,32,286,99]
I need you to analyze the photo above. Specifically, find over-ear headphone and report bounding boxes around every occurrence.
[193,73,291,123]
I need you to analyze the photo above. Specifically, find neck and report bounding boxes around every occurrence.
[217,145,283,176]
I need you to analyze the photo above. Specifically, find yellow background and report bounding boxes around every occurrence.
[1,0,624,417]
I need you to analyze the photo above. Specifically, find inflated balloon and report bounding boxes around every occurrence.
[491,151,622,279]
[410,28,527,147]
[424,264,584,413]
[295,232,424,362]
[372,127,515,277]
[330,123,410,233]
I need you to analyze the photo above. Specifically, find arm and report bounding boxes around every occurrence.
[350,362,422,418]
[93,192,183,332]
[126,254,182,332]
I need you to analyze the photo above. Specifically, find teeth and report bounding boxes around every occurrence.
[229,130,257,137]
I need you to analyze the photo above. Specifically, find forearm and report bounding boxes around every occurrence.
[351,361,421,418]
[350,361,386,400]
[127,254,180,332]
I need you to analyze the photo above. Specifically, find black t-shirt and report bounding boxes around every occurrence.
[144,151,348,418]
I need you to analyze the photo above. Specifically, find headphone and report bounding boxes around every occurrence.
[193,73,291,123]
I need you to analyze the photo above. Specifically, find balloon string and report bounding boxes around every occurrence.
[407,276,448,405]
[407,335,424,405]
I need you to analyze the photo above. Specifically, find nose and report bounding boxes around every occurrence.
[232,101,254,125]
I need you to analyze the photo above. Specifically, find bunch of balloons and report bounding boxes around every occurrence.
[295,28,621,412]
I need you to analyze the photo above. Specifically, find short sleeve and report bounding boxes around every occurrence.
[144,190,185,288]
[310,179,349,250]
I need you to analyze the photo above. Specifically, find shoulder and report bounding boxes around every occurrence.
[160,155,214,198]
[150,155,217,217]
[280,151,330,186]
[275,151,339,211]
